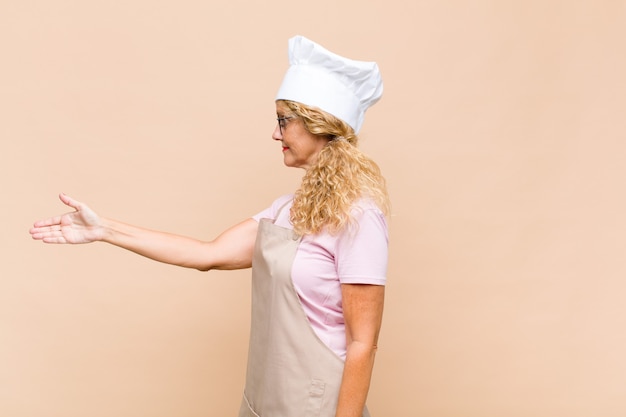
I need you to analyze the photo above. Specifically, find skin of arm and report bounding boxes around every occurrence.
[100,217,258,271]
[30,193,258,271]
[335,283,385,417]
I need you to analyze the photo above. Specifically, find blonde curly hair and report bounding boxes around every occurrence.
[279,100,390,235]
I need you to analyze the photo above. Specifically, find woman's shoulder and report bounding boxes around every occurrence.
[272,193,295,208]
[351,196,386,217]
[340,197,388,238]
[252,193,294,223]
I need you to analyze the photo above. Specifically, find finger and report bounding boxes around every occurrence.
[30,228,65,243]
[59,193,82,211]
[30,224,62,232]
[42,234,67,244]
[30,229,44,240]
[29,224,59,235]
[32,216,63,228]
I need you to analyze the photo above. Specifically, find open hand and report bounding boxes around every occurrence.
[30,193,104,244]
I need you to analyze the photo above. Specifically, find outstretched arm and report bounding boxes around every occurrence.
[30,193,258,271]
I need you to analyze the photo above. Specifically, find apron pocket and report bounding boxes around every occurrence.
[304,379,326,417]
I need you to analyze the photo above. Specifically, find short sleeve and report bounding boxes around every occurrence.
[335,205,389,286]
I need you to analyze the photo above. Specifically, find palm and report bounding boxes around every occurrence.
[59,203,102,243]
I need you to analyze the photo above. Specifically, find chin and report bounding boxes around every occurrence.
[283,156,307,169]
[282,157,297,168]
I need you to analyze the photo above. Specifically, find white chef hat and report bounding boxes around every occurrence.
[275,35,383,134]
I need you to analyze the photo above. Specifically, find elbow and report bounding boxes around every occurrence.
[194,258,252,272]
[195,265,212,272]
[346,340,379,360]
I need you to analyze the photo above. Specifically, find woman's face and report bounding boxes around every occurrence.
[273,102,330,170]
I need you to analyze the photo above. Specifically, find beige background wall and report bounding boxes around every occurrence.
[1,1,625,416]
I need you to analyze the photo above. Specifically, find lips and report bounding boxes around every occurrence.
[282,146,289,152]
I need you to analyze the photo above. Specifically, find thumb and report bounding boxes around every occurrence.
[59,192,81,211]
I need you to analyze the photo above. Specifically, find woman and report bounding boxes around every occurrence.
[30,35,389,417]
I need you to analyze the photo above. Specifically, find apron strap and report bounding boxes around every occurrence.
[273,198,294,225]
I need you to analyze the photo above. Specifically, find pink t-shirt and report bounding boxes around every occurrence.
[252,194,388,360]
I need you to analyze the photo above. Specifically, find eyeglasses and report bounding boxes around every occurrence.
[276,116,295,135]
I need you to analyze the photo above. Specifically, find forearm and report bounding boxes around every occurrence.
[99,218,211,270]
[99,218,253,271]
[335,342,377,417]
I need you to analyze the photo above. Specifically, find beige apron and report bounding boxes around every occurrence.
[238,215,371,417]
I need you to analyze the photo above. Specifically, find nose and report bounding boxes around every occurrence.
[272,123,282,141]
